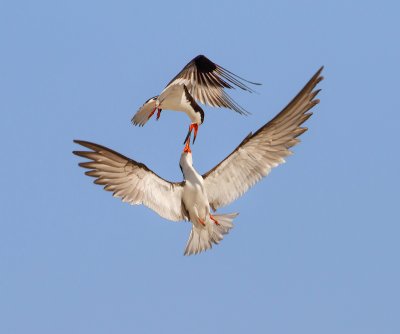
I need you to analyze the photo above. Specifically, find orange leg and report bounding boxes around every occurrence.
[156,108,162,120]
[210,214,220,226]
[147,107,157,120]
[197,217,206,227]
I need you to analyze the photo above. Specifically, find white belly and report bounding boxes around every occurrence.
[183,180,210,222]
[158,85,198,122]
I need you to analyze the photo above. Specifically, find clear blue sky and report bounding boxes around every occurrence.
[1,1,399,333]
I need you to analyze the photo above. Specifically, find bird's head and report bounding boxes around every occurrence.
[180,146,193,170]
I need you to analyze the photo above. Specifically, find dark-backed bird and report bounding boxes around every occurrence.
[74,67,323,255]
[131,54,261,145]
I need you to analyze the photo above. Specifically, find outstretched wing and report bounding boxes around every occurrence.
[163,55,261,115]
[73,140,187,222]
[202,67,324,211]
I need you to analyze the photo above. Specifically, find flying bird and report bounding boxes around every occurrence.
[131,54,261,145]
[74,67,323,255]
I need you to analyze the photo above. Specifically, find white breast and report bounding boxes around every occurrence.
[158,85,199,123]
[182,167,210,222]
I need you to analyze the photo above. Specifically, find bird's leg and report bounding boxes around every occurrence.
[147,107,157,120]
[156,108,162,120]
[209,214,220,226]
[197,217,206,227]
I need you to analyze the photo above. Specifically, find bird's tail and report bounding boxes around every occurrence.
[183,213,238,256]
[131,96,159,126]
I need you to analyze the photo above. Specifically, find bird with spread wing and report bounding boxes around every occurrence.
[131,55,261,146]
[74,67,323,255]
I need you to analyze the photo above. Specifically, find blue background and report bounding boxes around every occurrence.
[1,1,399,333]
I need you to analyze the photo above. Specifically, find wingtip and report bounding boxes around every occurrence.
[73,139,89,146]
[243,109,252,116]
[131,115,145,127]
[315,66,324,79]
[73,139,90,147]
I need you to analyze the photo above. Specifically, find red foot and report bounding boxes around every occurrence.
[197,218,206,227]
[210,214,220,226]
[156,108,162,120]
[147,107,157,120]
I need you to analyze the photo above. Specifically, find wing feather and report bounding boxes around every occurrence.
[73,140,187,222]
[131,96,158,127]
[202,67,324,211]
[164,55,261,115]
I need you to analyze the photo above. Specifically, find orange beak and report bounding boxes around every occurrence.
[183,140,191,153]
[183,123,199,145]
[192,123,199,144]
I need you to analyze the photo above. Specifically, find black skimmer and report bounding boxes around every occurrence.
[74,67,323,255]
[131,54,261,145]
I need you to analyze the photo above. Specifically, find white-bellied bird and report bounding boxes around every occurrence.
[131,55,261,146]
[75,67,323,255]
